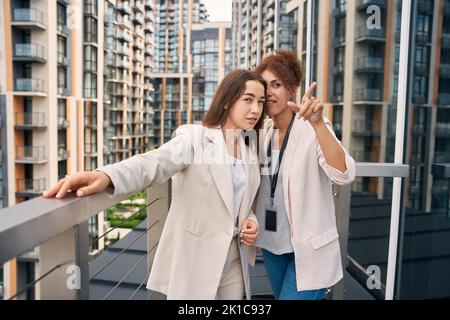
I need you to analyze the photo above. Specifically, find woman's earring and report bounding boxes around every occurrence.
[224,105,228,109]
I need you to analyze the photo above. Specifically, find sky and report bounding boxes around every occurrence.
[202,0,232,22]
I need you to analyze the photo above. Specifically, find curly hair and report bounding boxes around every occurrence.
[255,49,303,93]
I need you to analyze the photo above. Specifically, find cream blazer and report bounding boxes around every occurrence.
[98,124,260,299]
[259,117,356,291]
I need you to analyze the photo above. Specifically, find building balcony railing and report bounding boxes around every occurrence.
[417,0,434,14]
[58,147,70,161]
[356,25,385,42]
[436,122,450,137]
[440,64,450,79]
[354,88,382,102]
[84,2,98,16]
[413,93,427,104]
[352,120,381,136]
[57,53,69,66]
[58,116,69,129]
[355,56,383,73]
[352,150,379,162]
[84,143,98,155]
[14,43,46,63]
[84,116,98,128]
[14,78,46,94]
[15,178,46,197]
[15,112,46,129]
[15,145,47,164]
[12,8,46,30]
[416,32,431,44]
[438,93,450,105]
[435,152,450,163]
[57,23,69,36]
[332,4,346,17]
[442,34,450,48]
[414,62,429,75]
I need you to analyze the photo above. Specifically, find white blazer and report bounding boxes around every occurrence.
[98,124,260,299]
[259,117,356,291]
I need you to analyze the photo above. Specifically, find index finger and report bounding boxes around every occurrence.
[56,178,75,199]
[305,82,317,98]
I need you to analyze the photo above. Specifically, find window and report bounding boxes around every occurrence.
[58,67,67,91]
[84,45,97,72]
[57,36,67,56]
[84,72,97,98]
[84,16,98,43]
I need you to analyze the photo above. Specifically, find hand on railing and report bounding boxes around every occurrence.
[42,171,112,199]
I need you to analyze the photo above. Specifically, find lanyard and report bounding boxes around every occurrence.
[267,113,295,201]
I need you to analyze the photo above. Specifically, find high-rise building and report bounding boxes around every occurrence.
[191,22,232,122]
[231,0,297,69]
[151,0,209,145]
[0,0,156,299]
[232,0,450,300]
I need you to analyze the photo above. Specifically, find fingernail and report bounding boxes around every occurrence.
[42,191,47,196]
[77,190,84,197]
[56,194,61,199]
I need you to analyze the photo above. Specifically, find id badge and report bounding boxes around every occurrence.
[265,200,277,232]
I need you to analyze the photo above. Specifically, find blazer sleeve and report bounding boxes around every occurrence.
[316,119,356,185]
[97,125,194,198]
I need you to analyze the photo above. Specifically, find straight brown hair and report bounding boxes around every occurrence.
[202,69,267,131]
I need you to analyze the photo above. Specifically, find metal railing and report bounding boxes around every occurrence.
[0,181,169,300]
[13,8,45,27]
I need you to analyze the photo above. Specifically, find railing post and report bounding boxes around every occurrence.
[331,184,352,300]
[146,181,171,299]
[75,221,90,300]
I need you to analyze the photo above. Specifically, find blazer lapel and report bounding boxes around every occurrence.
[204,127,234,219]
[282,117,305,182]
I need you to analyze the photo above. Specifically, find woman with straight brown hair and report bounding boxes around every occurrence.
[43,69,267,300]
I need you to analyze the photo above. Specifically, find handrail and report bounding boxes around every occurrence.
[0,188,137,265]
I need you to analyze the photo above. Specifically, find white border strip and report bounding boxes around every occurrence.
[385,0,411,300]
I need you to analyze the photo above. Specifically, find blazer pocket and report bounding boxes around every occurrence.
[309,228,339,250]
[176,223,202,238]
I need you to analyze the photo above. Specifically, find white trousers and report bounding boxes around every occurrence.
[215,236,244,300]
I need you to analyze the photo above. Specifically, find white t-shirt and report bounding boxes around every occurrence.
[229,156,246,223]
[255,149,294,254]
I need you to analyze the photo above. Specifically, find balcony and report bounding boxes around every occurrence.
[415,62,429,75]
[133,14,145,25]
[84,116,98,128]
[13,43,46,63]
[332,5,346,17]
[440,64,450,79]
[436,123,450,137]
[58,86,69,96]
[84,143,98,156]
[355,56,383,74]
[442,34,450,48]
[58,116,69,129]
[15,178,46,198]
[58,147,70,161]
[84,2,98,16]
[352,120,381,137]
[354,88,382,103]
[12,8,46,30]
[357,0,386,11]
[134,0,145,13]
[353,150,379,162]
[14,112,47,130]
[413,93,427,104]
[57,53,69,66]
[438,93,450,105]
[14,78,46,96]
[57,23,69,36]
[356,25,385,42]
[15,146,47,164]
[417,0,434,14]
